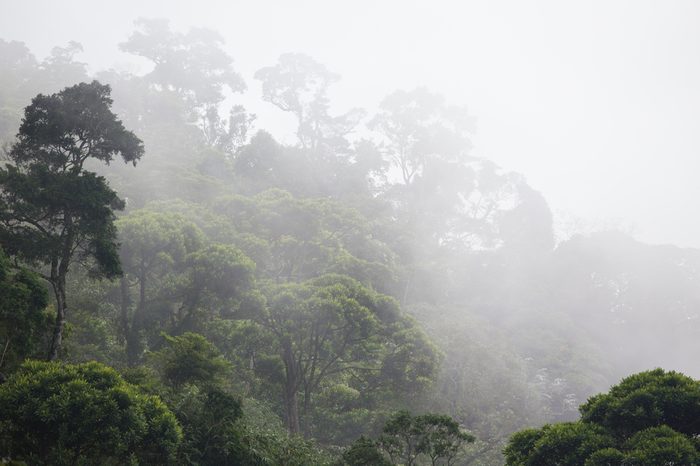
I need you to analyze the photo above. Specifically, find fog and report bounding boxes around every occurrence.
[2,2,700,464]
[4,0,700,246]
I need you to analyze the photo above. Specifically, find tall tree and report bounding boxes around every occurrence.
[370,87,474,185]
[255,53,364,153]
[120,18,248,148]
[258,274,439,435]
[0,81,143,359]
[116,210,204,365]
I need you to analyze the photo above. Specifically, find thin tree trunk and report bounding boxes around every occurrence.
[283,342,300,435]
[127,268,147,366]
[47,275,66,361]
[119,276,130,346]
[47,219,74,361]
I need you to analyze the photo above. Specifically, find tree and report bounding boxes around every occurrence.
[120,18,245,106]
[120,18,248,148]
[146,332,271,465]
[415,413,476,466]
[0,81,144,359]
[343,411,474,466]
[0,360,181,465]
[504,369,700,465]
[112,204,258,364]
[377,411,474,466]
[151,332,231,388]
[255,53,364,153]
[172,243,257,333]
[116,210,204,365]
[201,103,256,154]
[257,275,439,435]
[342,436,392,466]
[212,189,398,292]
[579,368,700,439]
[503,422,614,466]
[622,425,700,466]
[370,87,473,185]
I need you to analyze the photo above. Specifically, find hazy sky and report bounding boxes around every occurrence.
[3,0,700,247]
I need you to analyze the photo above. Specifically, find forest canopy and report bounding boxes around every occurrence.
[0,18,699,465]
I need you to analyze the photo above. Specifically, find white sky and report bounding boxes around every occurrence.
[2,0,700,247]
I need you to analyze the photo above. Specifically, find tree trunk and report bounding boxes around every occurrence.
[47,218,74,361]
[119,276,130,346]
[282,341,300,434]
[285,384,300,435]
[126,268,147,366]
[47,276,66,361]
[302,385,312,436]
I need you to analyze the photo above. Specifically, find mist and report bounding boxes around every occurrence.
[4,0,700,246]
[1,1,700,465]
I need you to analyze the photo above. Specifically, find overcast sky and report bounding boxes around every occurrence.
[3,0,700,247]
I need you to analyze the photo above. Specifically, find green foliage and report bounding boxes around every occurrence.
[115,207,257,362]
[345,410,474,466]
[233,398,334,466]
[151,332,230,387]
[342,436,391,466]
[624,425,700,465]
[186,243,255,303]
[505,369,700,466]
[172,384,248,465]
[0,360,181,465]
[580,368,700,439]
[0,80,143,358]
[0,163,126,278]
[378,410,475,466]
[503,422,613,466]
[257,275,439,436]
[503,429,544,466]
[415,413,476,465]
[212,190,397,292]
[9,80,142,170]
[0,249,50,372]
[146,332,255,465]
[10,32,695,466]
[117,210,204,274]
[583,447,626,466]
[116,210,206,363]
[61,274,121,364]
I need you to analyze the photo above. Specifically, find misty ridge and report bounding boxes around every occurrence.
[0,11,700,466]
